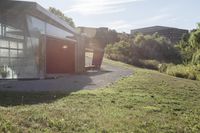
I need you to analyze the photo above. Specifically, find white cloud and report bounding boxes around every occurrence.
[105,14,175,33]
[64,0,144,15]
[147,14,171,22]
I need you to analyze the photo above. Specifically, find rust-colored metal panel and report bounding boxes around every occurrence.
[46,37,75,74]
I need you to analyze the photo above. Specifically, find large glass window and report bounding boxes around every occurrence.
[25,16,45,78]
[0,22,26,79]
[0,40,9,48]
[27,15,74,39]
[5,26,24,40]
[10,41,18,49]
[27,15,45,35]
[46,23,74,39]
[0,49,9,57]
[18,43,23,49]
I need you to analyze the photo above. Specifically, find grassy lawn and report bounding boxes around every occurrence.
[0,60,200,133]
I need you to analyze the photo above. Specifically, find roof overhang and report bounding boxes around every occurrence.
[0,0,78,35]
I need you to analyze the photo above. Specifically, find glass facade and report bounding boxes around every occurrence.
[0,15,42,79]
[0,24,1,36]
[46,23,74,38]
[0,13,74,79]
[0,23,25,79]
[25,16,46,79]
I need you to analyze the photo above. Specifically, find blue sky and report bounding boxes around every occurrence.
[19,0,200,33]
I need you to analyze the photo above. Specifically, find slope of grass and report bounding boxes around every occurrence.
[0,60,200,133]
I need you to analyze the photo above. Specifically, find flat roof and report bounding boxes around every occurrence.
[131,26,188,34]
[0,0,77,34]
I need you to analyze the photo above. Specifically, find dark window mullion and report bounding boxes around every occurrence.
[0,47,23,50]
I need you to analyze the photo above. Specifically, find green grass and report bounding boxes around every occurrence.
[1,60,200,132]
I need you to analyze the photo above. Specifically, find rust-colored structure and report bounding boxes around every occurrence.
[46,37,75,74]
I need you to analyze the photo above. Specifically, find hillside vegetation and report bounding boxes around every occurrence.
[0,60,200,132]
[105,23,200,80]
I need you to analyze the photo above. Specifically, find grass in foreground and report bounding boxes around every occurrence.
[0,60,200,132]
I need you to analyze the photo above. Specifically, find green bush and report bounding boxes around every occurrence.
[105,33,180,66]
[166,65,198,80]
[138,60,160,70]
[192,50,200,65]
[176,25,200,64]
[189,29,200,49]
[176,40,194,63]
[158,63,169,73]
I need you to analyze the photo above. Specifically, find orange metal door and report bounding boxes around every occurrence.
[46,37,75,74]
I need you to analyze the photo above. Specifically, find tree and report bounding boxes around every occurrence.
[189,29,200,49]
[94,28,119,48]
[197,23,200,29]
[105,33,180,63]
[176,23,200,63]
[49,7,75,28]
[107,29,119,44]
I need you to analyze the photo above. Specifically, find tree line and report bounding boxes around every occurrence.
[105,24,200,80]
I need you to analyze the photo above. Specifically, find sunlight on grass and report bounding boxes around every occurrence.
[0,60,200,132]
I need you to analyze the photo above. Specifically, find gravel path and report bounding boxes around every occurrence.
[0,57,133,92]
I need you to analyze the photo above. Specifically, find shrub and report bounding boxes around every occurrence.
[166,65,198,80]
[105,33,180,65]
[158,63,169,73]
[189,29,200,49]
[192,50,200,65]
[138,60,160,70]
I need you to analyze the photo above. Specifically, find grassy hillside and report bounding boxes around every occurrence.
[0,60,200,133]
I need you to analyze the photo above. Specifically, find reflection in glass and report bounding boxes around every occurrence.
[27,15,45,36]
[0,22,26,79]
[0,58,9,65]
[46,23,74,39]
[5,26,24,40]
[0,40,9,48]
[18,43,23,49]
[10,41,18,49]
[10,50,18,57]
[0,49,9,57]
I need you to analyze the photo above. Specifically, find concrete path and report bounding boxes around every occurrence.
[0,57,133,92]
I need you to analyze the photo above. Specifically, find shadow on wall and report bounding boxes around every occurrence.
[0,69,112,107]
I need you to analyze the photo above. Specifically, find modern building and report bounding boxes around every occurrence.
[0,0,85,79]
[131,26,189,44]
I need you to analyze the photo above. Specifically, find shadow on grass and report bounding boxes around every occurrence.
[0,91,70,107]
[0,69,113,107]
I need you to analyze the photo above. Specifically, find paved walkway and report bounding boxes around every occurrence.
[0,58,133,92]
